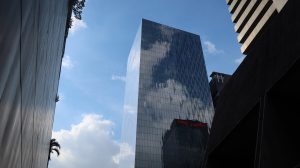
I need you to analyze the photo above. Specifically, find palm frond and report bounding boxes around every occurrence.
[51,148,60,156]
[51,141,61,149]
[48,138,61,163]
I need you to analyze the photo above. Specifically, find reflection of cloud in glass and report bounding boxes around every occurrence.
[127,39,140,72]
[123,104,136,114]
[140,41,171,86]
[119,24,141,168]
[113,143,135,168]
[127,48,139,71]
[121,19,215,168]
[143,79,213,127]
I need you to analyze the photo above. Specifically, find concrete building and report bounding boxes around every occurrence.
[209,72,231,108]
[0,1,71,167]
[227,0,288,54]
[205,0,300,167]
[120,19,214,168]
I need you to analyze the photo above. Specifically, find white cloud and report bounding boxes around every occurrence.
[49,114,132,168]
[62,55,74,69]
[235,55,245,64]
[112,75,126,82]
[69,14,87,34]
[203,41,223,54]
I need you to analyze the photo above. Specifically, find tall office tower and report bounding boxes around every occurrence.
[0,1,71,167]
[120,19,214,168]
[206,0,300,168]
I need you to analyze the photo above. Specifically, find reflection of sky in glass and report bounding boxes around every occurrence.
[119,24,141,168]
[121,19,214,168]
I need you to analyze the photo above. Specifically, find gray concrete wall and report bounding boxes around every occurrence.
[0,0,70,167]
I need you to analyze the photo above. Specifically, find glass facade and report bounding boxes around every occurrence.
[162,119,209,168]
[120,19,214,168]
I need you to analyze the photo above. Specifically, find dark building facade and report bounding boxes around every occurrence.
[120,19,214,168]
[162,119,208,168]
[0,0,71,167]
[205,0,300,168]
[209,72,231,108]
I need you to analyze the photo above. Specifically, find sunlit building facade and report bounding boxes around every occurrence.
[120,19,214,168]
[0,0,70,167]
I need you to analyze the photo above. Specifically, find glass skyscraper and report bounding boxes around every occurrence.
[120,19,214,168]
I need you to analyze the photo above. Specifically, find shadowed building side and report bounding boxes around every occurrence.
[209,72,231,108]
[205,0,300,168]
[0,0,71,167]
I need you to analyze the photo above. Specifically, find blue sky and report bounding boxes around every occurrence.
[50,0,244,167]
